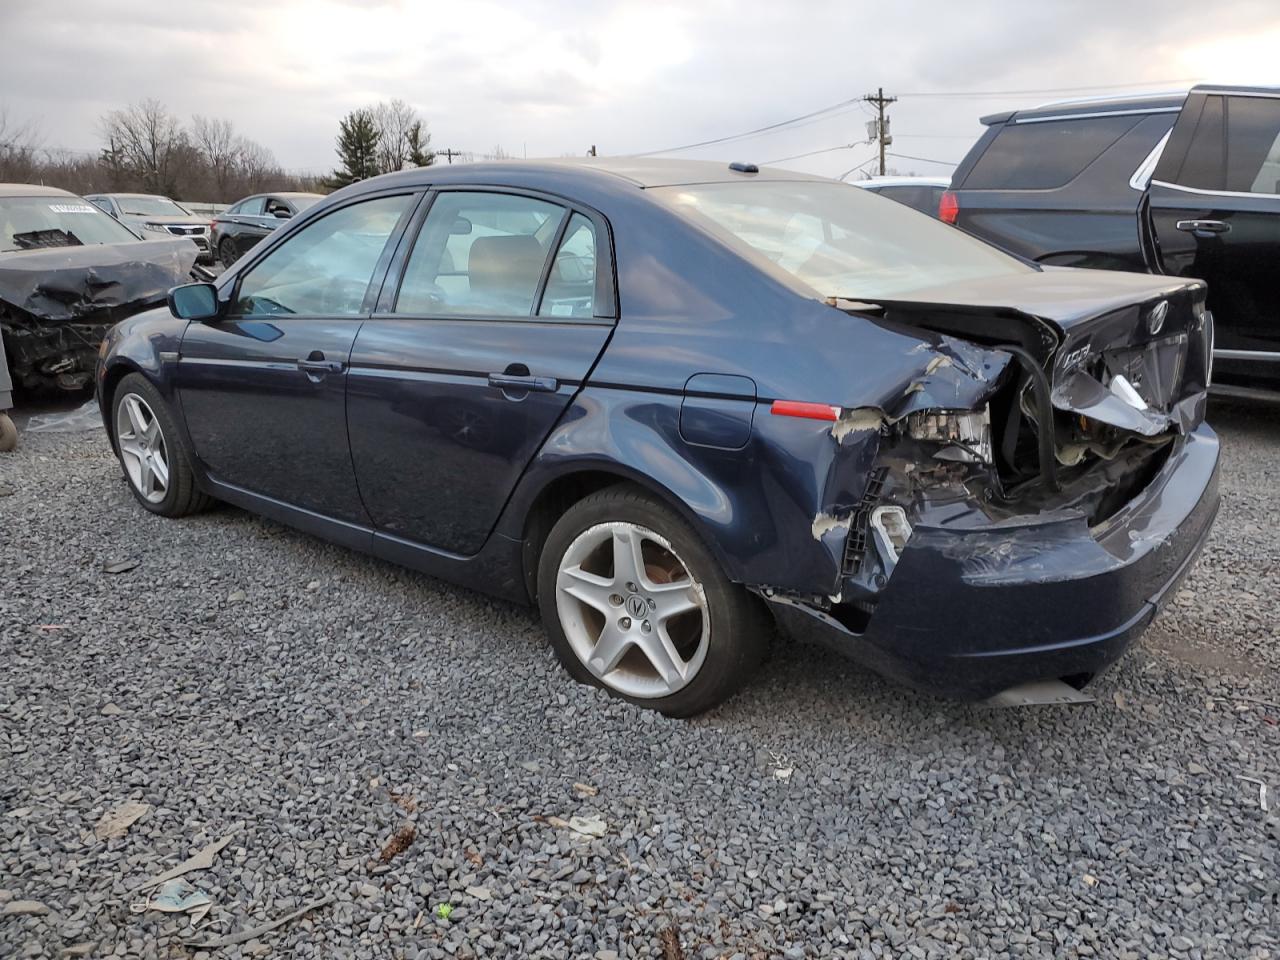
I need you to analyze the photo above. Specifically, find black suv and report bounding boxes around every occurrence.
[946,85,1280,397]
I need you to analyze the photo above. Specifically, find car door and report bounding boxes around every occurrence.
[1149,91,1280,366]
[175,190,419,523]
[346,189,615,555]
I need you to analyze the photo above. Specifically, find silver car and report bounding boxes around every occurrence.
[86,193,214,263]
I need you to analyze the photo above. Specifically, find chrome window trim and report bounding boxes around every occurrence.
[1129,130,1172,191]
[1013,107,1181,125]
[1213,348,1280,362]
[1150,178,1280,200]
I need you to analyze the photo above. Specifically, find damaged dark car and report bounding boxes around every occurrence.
[1,184,200,394]
[96,159,1220,716]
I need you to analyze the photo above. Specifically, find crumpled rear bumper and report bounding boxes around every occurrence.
[769,424,1221,700]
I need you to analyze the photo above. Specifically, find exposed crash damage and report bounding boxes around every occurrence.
[764,270,1219,700]
[0,238,199,393]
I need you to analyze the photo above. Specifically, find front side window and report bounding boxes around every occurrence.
[0,196,141,251]
[654,180,1032,301]
[396,191,564,317]
[231,194,412,317]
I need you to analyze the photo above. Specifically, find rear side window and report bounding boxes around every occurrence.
[1227,96,1280,194]
[396,191,565,318]
[962,115,1141,189]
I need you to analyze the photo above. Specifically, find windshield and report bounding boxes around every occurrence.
[0,196,141,252]
[289,196,321,213]
[118,196,190,217]
[652,180,1032,300]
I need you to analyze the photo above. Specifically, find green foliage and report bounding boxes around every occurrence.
[406,121,434,168]
[328,109,380,188]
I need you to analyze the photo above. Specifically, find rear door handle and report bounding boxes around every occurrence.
[487,372,558,393]
[1176,219,1230,235]
[297,358,344,374]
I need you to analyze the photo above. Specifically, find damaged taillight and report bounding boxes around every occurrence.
[906,408,992,463]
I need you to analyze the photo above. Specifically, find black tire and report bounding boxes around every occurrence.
[110,372,212,517]
[218,237,238,266]
[0,412,16,452]
[536,485,767,717]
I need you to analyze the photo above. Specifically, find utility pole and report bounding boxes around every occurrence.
[588,144,597,157]
[442,148,458,164]
[863,87,896,176]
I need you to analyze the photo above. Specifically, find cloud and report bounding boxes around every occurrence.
[0,0,1276,181]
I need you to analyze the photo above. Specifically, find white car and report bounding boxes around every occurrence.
[849,176,951,218]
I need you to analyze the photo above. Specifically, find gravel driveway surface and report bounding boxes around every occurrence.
[1,402,1277,959]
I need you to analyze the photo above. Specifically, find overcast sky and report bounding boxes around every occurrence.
[3,0,1279,180]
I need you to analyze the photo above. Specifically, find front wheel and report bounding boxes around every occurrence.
[537,486,767,717]
[111,373,210,517]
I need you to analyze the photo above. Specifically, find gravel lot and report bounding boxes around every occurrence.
[1,402,1277,959]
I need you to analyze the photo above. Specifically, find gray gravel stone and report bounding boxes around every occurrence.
[1,402,1278,958]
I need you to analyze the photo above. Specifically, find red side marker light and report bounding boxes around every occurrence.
[771,400,841,421]
[939,190,959,225]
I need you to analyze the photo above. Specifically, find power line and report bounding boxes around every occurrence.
[886,151,957,166]
[837,154,880,180]
[634,96,861,156]
[763,141,870,165]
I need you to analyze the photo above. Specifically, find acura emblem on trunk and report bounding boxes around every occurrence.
[1147,300,1169,336]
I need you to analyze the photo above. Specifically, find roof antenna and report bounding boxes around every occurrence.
[728,162,759,174]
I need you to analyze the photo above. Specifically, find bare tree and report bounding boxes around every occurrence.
[192,115,239,196]
[0,106,41,182]
[236,137,278,192]
[370,99,430,174]
[98,99,186,194]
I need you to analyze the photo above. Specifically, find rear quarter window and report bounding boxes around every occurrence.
[961,114,1142,190]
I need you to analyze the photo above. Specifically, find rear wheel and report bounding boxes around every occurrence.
[218,237,238,266]
[537,486,767,717]
[111,373,211,517]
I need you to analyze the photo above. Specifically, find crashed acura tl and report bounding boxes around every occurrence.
[1,184,199,394]
[96,159,1219,716]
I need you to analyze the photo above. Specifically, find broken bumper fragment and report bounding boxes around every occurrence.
[769,424,1220,699]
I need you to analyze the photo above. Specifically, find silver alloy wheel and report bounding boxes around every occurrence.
[555,521,709,698]
[115,393,170,504]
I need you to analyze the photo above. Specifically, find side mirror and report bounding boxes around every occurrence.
[168,282,220,321]
[450,216,473,235]
[272,207,292,219]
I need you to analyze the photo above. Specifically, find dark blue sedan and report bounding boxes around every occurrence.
[96,159,1220,715]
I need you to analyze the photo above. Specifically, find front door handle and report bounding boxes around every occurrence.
[297,358,344,374]
[1176,219,1230,236]
[487,372,558,393]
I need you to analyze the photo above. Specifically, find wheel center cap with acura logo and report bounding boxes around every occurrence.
[1146,300,1169,336]
[626,595,649,618]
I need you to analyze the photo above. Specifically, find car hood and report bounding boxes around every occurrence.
[0,238,197,322]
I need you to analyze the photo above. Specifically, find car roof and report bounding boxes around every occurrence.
[981,91,1189,126]
[91,192,176,200]
[982,83,1280,127]
[368,157,833,195]
[849,176,950,188]
[0,183,78,198]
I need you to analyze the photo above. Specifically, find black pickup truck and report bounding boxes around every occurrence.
[945,85,1280,398]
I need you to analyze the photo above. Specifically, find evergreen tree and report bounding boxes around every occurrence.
[328,110,379,187]
[406,121,435,167]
